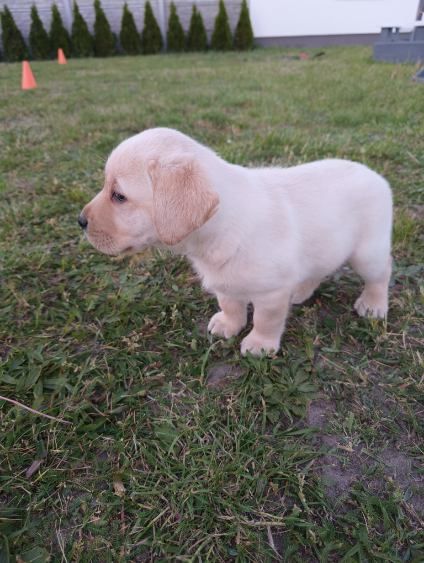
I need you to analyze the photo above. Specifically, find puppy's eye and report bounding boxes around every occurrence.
[112,191,126,203]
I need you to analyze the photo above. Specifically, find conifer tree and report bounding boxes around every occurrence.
[120,3,141,54]
[211,0,232,51]
[167,2,185,52]
[29,4,51,60]
[187,5,207,51]
[234,0,254,50]
[0,6,29,62]
[141,1,163,54]
[50,3,71,57]
[72,2,93,57]
[93,0,115,57]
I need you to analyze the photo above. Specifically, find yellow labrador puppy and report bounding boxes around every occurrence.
[79,128,392,355]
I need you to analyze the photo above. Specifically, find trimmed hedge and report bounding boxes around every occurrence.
[211,0,233,51]
[29,5,51,60]
[141,1,163,55]
[0,1,253,61]
[94,0,115,57]
[187,4,208,51]
[234,0,254,50]
[72,2,94,57]
[1,6,29,62]
[120,3,141,55]
[167,2,185,53]
[187,5,208,52]
[50,3,72,57]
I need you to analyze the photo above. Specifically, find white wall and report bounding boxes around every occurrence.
[249,0,420,38]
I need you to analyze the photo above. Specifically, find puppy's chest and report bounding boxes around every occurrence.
[190,257,248,297]
[189,254,283,300]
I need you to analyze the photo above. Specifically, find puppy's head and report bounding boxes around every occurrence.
[79,129,219,255]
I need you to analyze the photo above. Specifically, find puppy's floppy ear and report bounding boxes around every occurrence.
[148,156,219,245]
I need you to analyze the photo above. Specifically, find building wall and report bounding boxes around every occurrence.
[249,0,420,39]
[1,0,242,41]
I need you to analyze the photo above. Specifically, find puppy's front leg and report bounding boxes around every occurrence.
[241,289,291,356]
[208,294,247,339]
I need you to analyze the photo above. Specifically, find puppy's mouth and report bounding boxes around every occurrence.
[108,244,149,258]
[84,229,152,258]
[83,231,123,256]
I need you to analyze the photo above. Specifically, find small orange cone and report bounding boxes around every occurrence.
[58,48,67,64]
[21,61,37,90]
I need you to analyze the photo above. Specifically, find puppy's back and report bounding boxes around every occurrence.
[260,159,392,277]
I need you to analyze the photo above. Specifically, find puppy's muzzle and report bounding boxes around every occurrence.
[78,213,88,230]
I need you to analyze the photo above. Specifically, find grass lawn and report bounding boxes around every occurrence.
[0,47,423,561]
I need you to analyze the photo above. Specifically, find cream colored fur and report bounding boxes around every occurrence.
[81,127,393,356]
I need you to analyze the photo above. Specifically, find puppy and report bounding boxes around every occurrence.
[79,128,392,355]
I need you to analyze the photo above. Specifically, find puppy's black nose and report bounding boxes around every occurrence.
[78,214,88,229]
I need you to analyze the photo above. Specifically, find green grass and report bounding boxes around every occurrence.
[0,48,423,561]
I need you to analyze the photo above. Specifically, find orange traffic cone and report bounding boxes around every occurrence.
[21,61,37,90]
[58,48,67,64]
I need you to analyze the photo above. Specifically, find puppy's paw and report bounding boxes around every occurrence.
[240,330,280,356]
[208,312,244,339]
[354,294,388,319]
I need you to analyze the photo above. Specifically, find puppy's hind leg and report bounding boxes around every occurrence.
[351,249,392,319]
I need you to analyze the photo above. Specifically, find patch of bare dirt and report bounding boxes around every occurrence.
[0,342,11,361]
[379,447,424,515]
[306,400,360,506]
[307,399,424,515]
[206,363,244,388]
[319,436,364,505]
[307,398,336,430]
